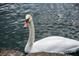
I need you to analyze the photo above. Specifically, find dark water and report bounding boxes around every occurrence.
[0,3,79,55]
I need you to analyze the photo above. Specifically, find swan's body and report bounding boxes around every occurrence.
[24,14,79,54]
[30,36,79,53]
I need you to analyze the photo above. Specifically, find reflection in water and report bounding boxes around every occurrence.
[0,3,79,55]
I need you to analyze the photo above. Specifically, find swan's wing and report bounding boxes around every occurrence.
[30,36,79,53]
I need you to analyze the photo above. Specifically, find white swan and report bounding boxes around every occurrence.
[24,14,79,54]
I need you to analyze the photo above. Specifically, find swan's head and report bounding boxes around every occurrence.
[25,14,32,22]
[24,14,32,28]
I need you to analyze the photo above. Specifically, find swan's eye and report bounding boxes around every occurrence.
[26,18,30,22]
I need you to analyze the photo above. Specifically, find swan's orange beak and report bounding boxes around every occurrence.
[24,20,29,28]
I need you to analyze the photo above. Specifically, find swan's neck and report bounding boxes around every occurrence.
[24,20,35,53]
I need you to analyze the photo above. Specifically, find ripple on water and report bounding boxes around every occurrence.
[0,3,79,56]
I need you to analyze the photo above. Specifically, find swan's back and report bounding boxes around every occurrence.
[30,36,79,53]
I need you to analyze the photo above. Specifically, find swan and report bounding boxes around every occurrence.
[24,14,79,54]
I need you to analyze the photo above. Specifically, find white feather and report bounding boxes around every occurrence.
[24,14,79,54]
[30,36,79,53]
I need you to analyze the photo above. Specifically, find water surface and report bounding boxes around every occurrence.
[0,3,79,55]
